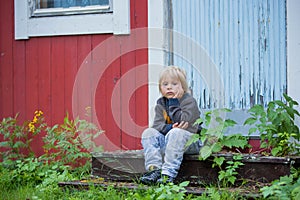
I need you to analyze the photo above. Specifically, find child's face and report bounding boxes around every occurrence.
[160,75,183,99]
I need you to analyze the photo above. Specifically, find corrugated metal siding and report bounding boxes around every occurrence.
[170,0,286,109]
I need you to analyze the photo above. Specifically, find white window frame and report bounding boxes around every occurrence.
[15,0,130,40]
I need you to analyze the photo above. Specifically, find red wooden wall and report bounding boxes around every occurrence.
[0,1,148,155]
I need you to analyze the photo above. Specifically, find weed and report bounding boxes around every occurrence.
[41,113,103,168]
[212,154,244,187]
[244,93,300,156]
[260,167,300,199]
[189,108,249,160]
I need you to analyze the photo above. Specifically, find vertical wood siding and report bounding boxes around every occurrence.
[0,0,148,154]
[171,0,286,109]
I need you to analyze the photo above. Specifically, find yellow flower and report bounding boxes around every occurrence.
[34,110,43,117]
[28,122,35,132]
[33,116,38,123]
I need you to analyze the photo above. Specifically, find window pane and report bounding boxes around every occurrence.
[38,0,110,9]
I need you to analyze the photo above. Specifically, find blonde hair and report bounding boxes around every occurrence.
[159,66,189,93]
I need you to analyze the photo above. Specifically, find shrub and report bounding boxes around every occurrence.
[244,93,300,156]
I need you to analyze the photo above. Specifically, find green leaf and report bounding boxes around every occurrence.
[248,127,257,135]
[223,135,248,148]
[243,117,257,125]
[228,176,236,185]
[213,157,225,167]
[274,100,285,107]
[212,143,223,153]
[248,104,264,115]
[291,185,300,199]
[185,134,200,147]
[224,119,237,127]
[194,118,204,125]
[13,141,26,148]
[179,181,189,187]
[199,146,213,160]
[286,107,295,119]
[0,141,10,148]
[271,147,282,157]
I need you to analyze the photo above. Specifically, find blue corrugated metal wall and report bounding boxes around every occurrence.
[170,0,286,109]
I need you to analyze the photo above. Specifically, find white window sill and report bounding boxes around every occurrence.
[15,0,130,40]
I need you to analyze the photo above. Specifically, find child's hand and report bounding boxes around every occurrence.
[173,88,184,99]
[172,121,188,129]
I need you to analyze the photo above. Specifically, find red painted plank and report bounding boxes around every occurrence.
[13,40,26,122]
[92,35,111,150]
[94,35,122,151]
[105,58,122,150]
[51,37,66,125]
[75,35,92,122]
[64,36,78,117]
[130,0,148,29]
[120,46,137,150]
[119,0,149,149]
[38,38,51,124]
[24,38,42,155]
[134,49,148,149]
[0,0,14,118]
[25,38,40,119]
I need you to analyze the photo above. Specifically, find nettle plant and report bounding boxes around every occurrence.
[188,108,249,186]
[189,108,249,160]
[244,93,300,157]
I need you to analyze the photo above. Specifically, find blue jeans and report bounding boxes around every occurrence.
[141,127,202,178]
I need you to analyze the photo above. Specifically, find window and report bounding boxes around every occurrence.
[15,0,130,39]
[32,0,112,17]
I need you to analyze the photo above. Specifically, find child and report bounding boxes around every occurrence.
[140,66,202,185]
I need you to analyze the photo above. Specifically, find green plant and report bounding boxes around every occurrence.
[151,181,189,200]
[186,109,249,188]
[189,108,249,160]
[0,111,103,193]
[0,111,45,163]
[260,168,300,199]
[41,113,103,168]
[212,154,244,187]
[244,93,300,156]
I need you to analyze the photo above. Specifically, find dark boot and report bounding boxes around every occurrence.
[139,169,161,185]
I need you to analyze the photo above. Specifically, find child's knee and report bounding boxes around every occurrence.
[142,128,160,138]
[167,128,183,136]
[166,128,192,142]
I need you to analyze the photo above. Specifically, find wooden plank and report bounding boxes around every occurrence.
[51,37,65,124]
[25,38,40,119]
[64,36,78,115]
[132,0,148,28]
[75,35,92,122]
[0,0,14,118]
[38,37,51,121]
[94,36,109,150]
[92,35,126,151]
[13,40,26,122]
[91,35,111,150]
[119,0,149,148]
[91,35,123,151]
[91,151,300,185]
[58,180,261,198]
[126,0,148,149]
[32,37,52,156]
[120,42,137,150]
[133,47,148,150]
[104,47,122,150]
